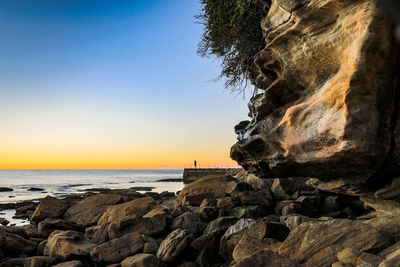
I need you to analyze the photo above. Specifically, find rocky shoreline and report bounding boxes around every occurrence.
[0,172,399,267]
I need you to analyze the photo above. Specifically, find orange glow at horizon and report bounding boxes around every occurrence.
[0,136,240,170]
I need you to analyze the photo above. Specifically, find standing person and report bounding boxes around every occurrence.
[194,160,197,168]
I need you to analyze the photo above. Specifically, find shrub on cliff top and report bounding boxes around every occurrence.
[197,0,266,92]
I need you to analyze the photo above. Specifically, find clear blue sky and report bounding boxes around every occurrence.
[0,0,250,169]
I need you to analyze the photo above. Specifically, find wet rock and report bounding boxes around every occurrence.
[130,186,154,191]
[0,187,13,192]
[64,193,123,225]
[121,253,159,267]
[31,196,68,224]
[16,204,35,214]
[28,187,45,191]
[156,229,192,263]
[232,235,282,263]
[47,230,96,260]
[175,175,235,208]
[171,212,207,236]
[279,219,392,267]
[0,218,9,226]
[90,232,144,265]
[38,219,85,237]
[232,249,299,267]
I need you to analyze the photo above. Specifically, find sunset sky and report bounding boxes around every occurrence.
[0,0,250,169]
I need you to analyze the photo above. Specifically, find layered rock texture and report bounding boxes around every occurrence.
[231,0,400,216]
[231,0,399,181]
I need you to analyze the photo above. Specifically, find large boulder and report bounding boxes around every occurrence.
[279,219,392,267]
[219,218,271,260]
[204,217,239,235]
[90,232,144,265]
[156,229,192,263]
[63,193,123,225]
[101,203,166,240]
[97,196,155,225]
[230,0,399,182]
[38,219,85,237]
[46,230,96,260]
[171,212,207,236]
[0,226,37,258]
[31,196,68,224]
[175,175,236,208]
[232,235,281,263]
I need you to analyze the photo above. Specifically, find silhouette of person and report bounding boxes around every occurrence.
[194,160,197,168]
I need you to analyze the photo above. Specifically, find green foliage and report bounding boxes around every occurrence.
[197,0,266,92]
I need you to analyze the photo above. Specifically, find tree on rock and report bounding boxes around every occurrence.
[197,0,266,92]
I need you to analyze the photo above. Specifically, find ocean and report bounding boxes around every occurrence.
[0,169,184,204]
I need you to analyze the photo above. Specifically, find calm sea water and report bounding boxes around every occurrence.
[0,169,184,203]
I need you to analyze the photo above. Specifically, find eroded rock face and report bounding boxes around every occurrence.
[231,0,399,180]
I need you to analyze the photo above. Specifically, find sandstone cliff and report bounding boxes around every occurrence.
[231,0,400,214]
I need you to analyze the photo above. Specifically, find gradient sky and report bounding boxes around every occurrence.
[0,0,251,169]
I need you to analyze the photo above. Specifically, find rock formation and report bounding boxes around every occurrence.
[231,0,400,215]
[231,0,399,180]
